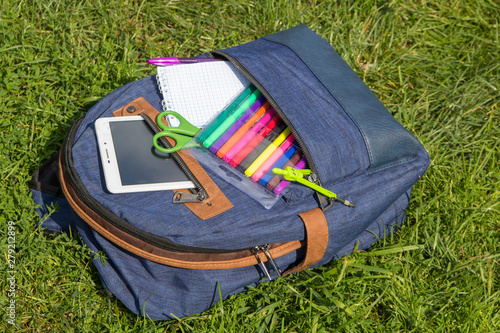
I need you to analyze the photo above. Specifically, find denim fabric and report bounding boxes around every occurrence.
[30,189,80,234]
[33,25,430,320]
[72,76,314,249]
[31,185,413,320]
[221,38,369,184]
[263,24,423,173]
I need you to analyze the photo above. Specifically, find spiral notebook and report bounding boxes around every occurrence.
[156,61,251,128]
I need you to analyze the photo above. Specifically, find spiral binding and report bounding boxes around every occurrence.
[156,74,173,112]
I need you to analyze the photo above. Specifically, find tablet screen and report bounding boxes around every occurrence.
[109,119,191,186]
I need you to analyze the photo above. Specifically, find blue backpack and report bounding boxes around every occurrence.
[30,24,429,320]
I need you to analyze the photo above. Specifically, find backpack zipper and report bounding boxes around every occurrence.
[62,118,231,254]
[208,51,334,210]
[61,117,304,265]
[139,114,208,203]
[251,244,282,280]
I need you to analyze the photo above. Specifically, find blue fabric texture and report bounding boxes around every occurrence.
[30,189,80,234]
[31,25,430,320]
[263,24,423,174]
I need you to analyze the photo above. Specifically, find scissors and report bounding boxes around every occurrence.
[152,111,200,153]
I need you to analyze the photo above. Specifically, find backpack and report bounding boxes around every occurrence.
[29,24,430,320]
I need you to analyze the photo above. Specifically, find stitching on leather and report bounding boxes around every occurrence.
[61,162,300,269]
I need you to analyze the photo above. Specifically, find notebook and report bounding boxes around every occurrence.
[156,61,251,128]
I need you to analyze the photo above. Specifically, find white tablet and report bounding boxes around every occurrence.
[95,116,195,193]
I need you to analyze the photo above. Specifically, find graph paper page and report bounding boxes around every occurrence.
[157,62,251,128]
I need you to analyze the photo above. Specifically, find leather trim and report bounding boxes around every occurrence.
[112,97,166,125]
[283,208,328,275]
[174,150,234,219]
[113,97,233,220]
[59,151,303,269]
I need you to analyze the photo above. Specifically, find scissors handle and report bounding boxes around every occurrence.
[154,111,198,132]
[153,111,200,153]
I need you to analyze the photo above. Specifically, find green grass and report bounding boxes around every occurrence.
[1,0,499,331]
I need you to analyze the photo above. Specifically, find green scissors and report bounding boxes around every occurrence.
[152,111,200,153]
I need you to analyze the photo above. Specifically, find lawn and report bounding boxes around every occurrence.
[1,0,499,331]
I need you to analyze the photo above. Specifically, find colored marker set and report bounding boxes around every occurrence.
[194,84,308,201]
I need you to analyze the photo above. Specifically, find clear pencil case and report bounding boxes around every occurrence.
[188,84,308,209]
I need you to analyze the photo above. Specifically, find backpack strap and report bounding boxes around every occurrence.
[283,208,328,275]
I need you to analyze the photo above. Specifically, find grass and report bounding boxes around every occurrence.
[1,0,499,331]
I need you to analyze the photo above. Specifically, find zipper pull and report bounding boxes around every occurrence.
[172,191,207,204]
[272,167,355,208]
[261,244,282,277]
[251,246,272,280]
[251,245,282,280]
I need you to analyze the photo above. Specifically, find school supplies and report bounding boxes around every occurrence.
[236,120,287,172]
[251,133,296,181]
[224,108,276,164]
[202,88,262,147]
[191,86,303,208]
[198,85,256,142]
[265,151,303,190]
[209,94,267,154]
[230,113,281,167]
[273,167,355,207]
[258,143,298,186]
[272,156,307,194]
[157,61,251,127]
[244,127,292,177]
[217,102,272,159]
[152,111,200,153]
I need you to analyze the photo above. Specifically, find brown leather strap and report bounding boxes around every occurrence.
[112,97,166,124]
[283,208,329,275]
[112,97,233,220]
[59,150,303,268]
[60,143,318,270]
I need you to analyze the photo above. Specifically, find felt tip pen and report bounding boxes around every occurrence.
[224,108,277,165]
[210,95,267,155]
[217,101,272,159]
[198,85,256,143]
[231,117,283,169]
[272,156,308,195]
[259,144,299,186]
[244,127,292,177]
[203,89,262,148]
[265,152,303,191]
[251,134,296,182]
[148,57,224,66]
